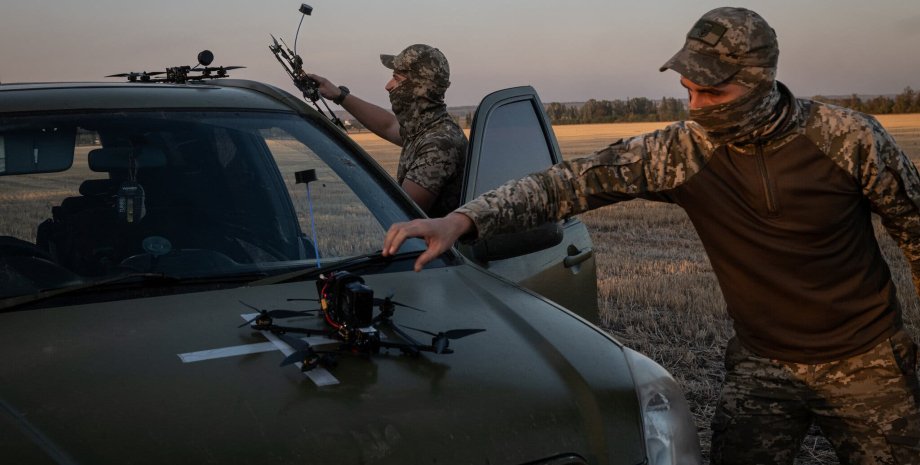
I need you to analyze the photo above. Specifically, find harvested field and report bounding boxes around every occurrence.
[355,114,920,465]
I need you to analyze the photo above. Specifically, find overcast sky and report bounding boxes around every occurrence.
[2,0,918,107]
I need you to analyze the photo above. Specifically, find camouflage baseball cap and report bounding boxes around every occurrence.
[660,7,778,86]
[380,44,450,87]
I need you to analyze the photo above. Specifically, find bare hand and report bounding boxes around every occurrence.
[305,73,341,100]
[383,213,475,272]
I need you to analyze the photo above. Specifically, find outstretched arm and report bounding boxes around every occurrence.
[307,73,402,146]
[383,213,474,271]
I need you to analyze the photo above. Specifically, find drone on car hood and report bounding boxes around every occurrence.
[239,270,485,372]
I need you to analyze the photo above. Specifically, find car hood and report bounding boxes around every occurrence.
[0,265,644,465]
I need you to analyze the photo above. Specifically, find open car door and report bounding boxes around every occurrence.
[460,86,598,322]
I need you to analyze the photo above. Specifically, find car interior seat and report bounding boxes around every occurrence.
[38,146,167,276]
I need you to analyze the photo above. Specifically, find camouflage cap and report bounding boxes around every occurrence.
[380,44,450,87]
[660,7,778,86]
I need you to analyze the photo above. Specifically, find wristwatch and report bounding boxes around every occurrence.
[333,85,350,105]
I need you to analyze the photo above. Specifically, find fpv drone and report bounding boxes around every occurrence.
[107,50,244,84]
[239,270,485,372]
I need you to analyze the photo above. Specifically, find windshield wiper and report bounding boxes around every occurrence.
[0,272,182,312]
[247,249,423,286]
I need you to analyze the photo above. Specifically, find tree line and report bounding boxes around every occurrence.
[541,86,920,125]
[544,97,686,125]
[813,87,920,115]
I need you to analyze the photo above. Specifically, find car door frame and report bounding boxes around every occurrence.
[459,86,598,322]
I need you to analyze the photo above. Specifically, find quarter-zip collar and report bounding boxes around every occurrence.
[726,82,804,155]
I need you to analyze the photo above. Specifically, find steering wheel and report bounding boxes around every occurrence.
[0,236,82,290]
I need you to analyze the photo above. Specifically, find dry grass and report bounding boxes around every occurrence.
[356,114,920,465]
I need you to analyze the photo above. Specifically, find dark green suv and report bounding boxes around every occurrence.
[0,78,701,464]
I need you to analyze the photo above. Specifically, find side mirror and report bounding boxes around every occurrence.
[0,128,76,176]
[469,222,563,262]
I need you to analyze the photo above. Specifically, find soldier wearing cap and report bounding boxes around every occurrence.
[308,44,467,217]
[383,7,920,464]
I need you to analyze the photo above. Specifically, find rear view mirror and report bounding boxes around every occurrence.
[470,222,564,262]
[0,127,76,175]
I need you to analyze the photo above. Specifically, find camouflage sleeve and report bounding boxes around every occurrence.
[808,103,920,298]
[455,121,713,238]
[403,135,464,196]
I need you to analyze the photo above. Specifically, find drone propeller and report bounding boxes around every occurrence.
[401,325,486,354]
[215,65,245,71]
[277,332,316,366]
[106,71,165,78]
[371,293,426,326]
[374,294,426,313]
[199,66,246,77]
[277,332,336,370]
[237,300,317,327]
[106,71,165,82]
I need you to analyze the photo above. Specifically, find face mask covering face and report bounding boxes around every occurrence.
[689,78,785,146]
[389,77,449,139]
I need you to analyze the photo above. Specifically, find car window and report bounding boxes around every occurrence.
[472,99,555,197]
[0,110,422,300]
[261,127,387,259]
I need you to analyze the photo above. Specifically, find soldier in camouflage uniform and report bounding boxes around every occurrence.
[383,7,920,465]
[308,44,467,217]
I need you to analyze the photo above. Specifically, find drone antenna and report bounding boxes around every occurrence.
[268,4,346,131]
[295,168,322,267]
[294,4,312,56]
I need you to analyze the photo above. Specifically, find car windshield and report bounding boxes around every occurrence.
[0,110,426,300]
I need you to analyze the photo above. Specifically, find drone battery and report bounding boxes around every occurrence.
[343,281,373,327]
[116,180,146,223]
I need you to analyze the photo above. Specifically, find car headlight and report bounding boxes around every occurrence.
[623,348,702,465]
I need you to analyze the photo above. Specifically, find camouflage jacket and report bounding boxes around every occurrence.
[397,114,468,218]
[456,83,920,363]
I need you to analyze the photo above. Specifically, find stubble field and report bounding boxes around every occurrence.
[354,114,920,465]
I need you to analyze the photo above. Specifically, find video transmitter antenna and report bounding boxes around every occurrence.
[269,4,346,130]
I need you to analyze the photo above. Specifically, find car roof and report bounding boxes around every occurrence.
[0,80,310,114]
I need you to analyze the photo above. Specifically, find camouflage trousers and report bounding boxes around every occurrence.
[710,330,920,465]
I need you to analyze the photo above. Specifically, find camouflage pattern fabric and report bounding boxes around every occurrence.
[381,44,451,88]
[660,7,778,87]
[452,5,920,461]
[396,116,468,218]
[383,44,468,216]
[689,79,783,145]
[711,332,920,464]
[455,84,920,301]
[804,103,920,296]
[453,80,920,460]
[388,73,449,139]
